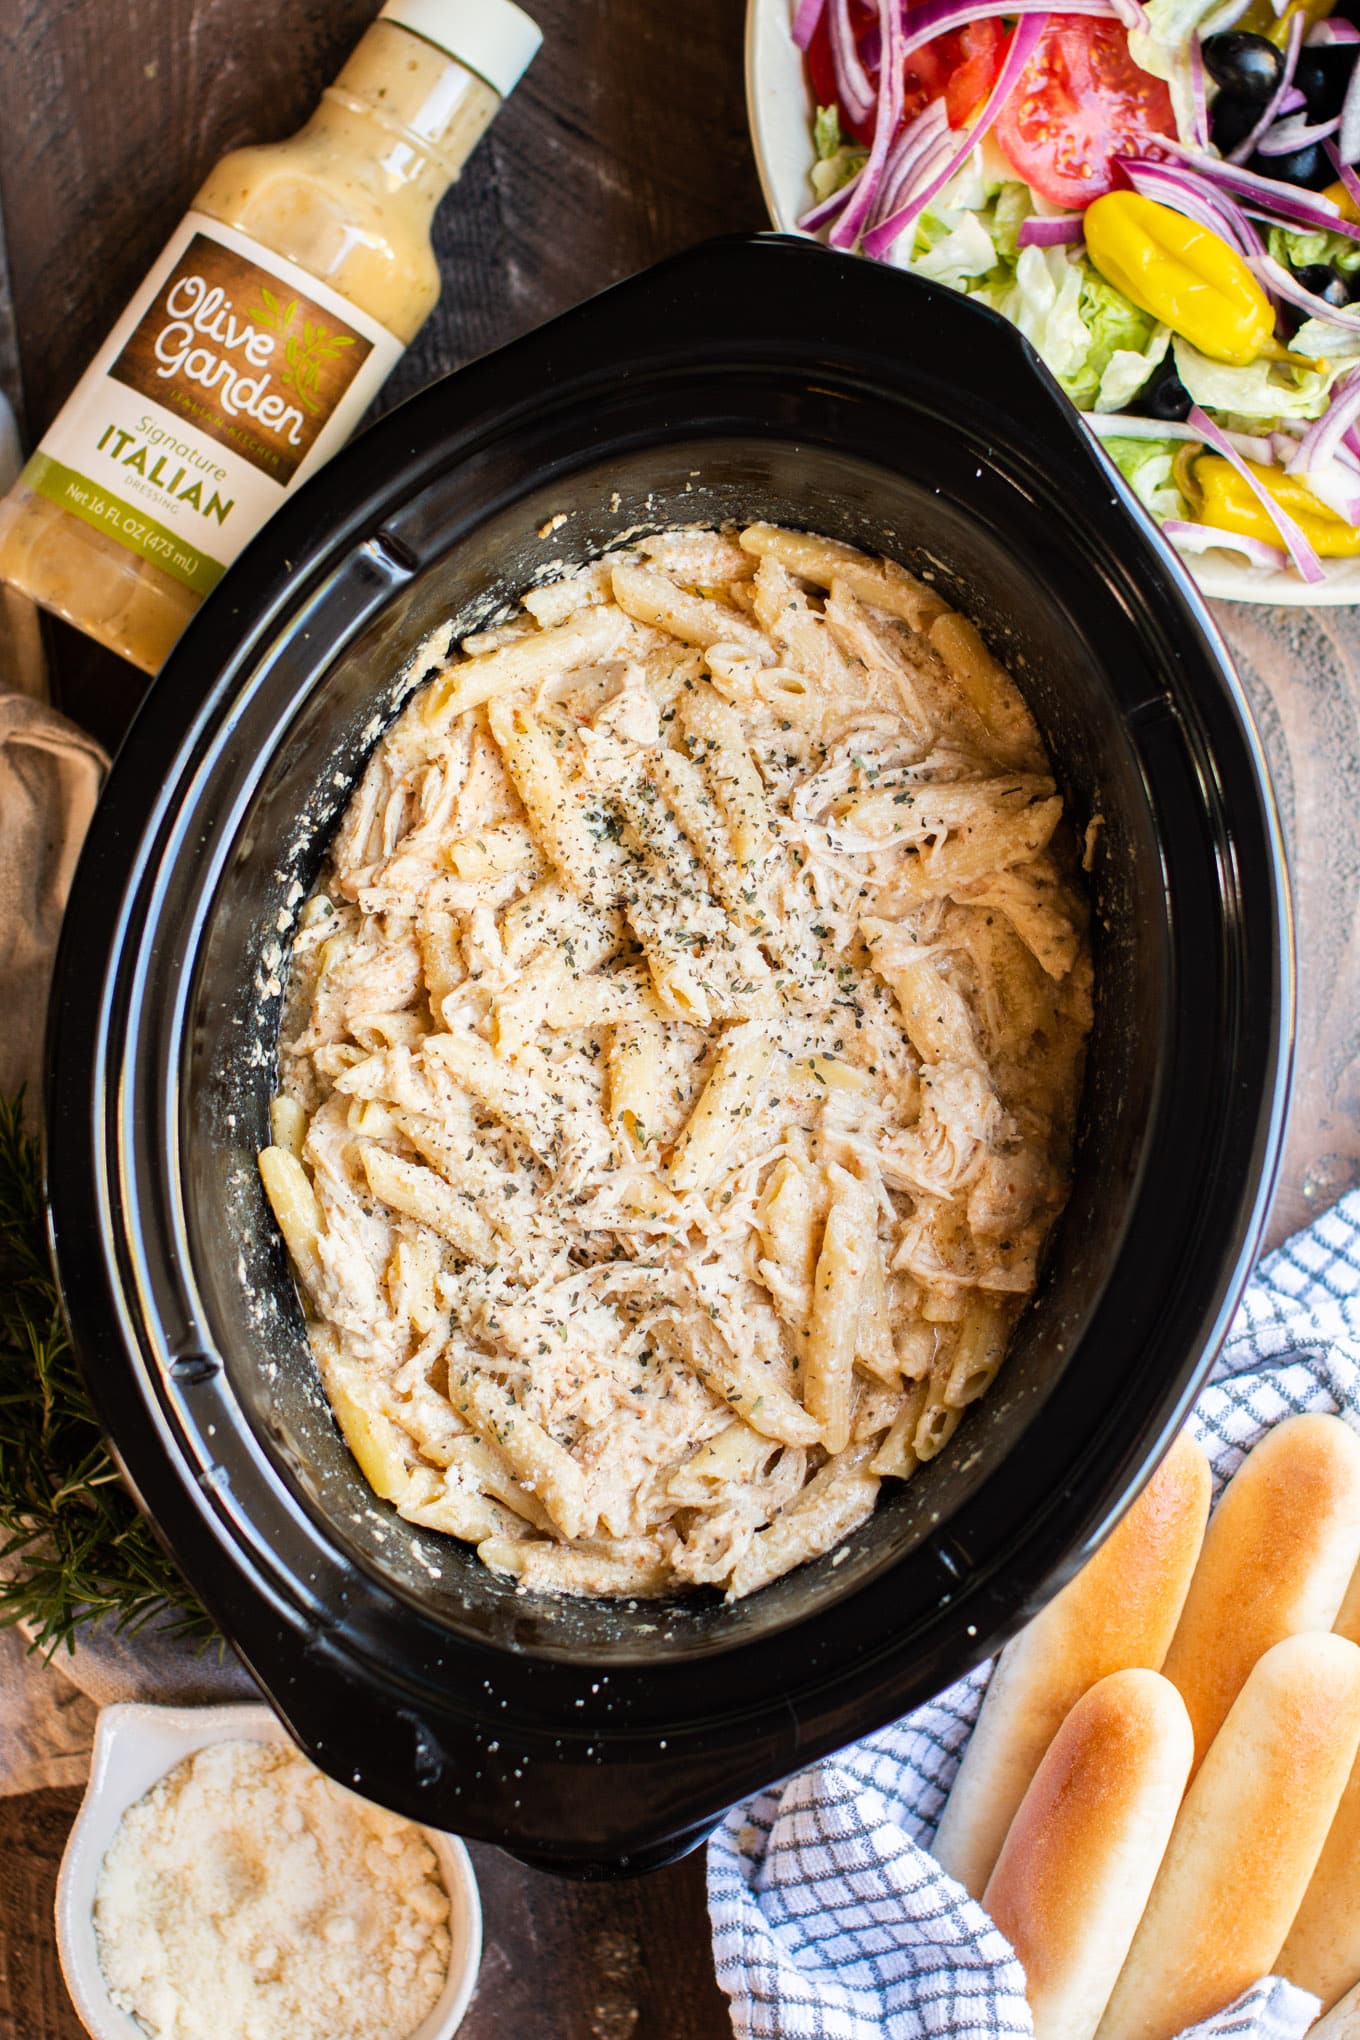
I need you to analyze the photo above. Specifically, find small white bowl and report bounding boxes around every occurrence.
[55,1702,482,2040]
[744,0,1360,608]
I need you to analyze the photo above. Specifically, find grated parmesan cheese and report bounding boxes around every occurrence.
[93,1739,451,2040]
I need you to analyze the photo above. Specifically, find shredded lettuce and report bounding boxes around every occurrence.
[1293,317,1360,360]
[1082,271,1171,412]
[810,101,866,200]
[1101,436,1191,523]
[814,104,842,161]
[974,246,1168,410]
[904,152,1017,286]
[1173,337,1344,420]
[1267,225,1360,281]
[912,210,1005,289]
[990,183,1035,264]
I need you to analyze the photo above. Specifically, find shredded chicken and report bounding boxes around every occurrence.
[261,524,1091,1600]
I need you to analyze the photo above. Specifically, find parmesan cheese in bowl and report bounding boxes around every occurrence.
[55,1704,481,2040]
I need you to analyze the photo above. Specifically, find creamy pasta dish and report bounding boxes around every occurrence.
[259,522,1092,1600]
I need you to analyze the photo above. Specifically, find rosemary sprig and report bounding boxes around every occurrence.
[0,1090,216,1654]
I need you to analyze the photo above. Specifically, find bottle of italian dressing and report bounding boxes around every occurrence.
[0,0,541,675]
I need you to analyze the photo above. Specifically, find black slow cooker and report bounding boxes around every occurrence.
[45,237,1292,1875]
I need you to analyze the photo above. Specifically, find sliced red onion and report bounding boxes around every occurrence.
[1017,214,1086,246]
[1162,518,1290,567]
[1325,137,1360,209]
[1228,9,1304,164]
[1268,429,1360,497]
[862,14,1048,257]
[877,135,958,228]
[1187,32,1211,151]
[896,0,1114,63]
[1296,460,1360,521]
[1107,0,1150,30]
[1089,412,1273,460]
[1160,136,1360,239]
[1118,156,1262,256]
[1256,112,1342,154]
[1346,422,1360,462]
[1288,366,1360,473]
[792,0,828,49]
[830,0,902,248]
[1307,17,1360,42]
[1252,252,1360,332]
[797,168,865,231]
[1296,428,1360,477]
[830,0,876,128]
[1187,403,1326,581]
[1277,85,1307,114]
[869,99,950,226]
[1341,45,1360,162]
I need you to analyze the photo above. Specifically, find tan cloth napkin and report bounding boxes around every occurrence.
[0,692,104,1122]
[0,683,254,1796]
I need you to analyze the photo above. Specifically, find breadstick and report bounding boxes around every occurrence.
[1094,1632,1360,2040]
[1335,1551,1360,1646]
[1278,1735,1360,2011]
[1312,1979,1360,2040]
[1161,1412,1360,1772]
[933,1431,1210,1897]
[983,1670,1193,2040]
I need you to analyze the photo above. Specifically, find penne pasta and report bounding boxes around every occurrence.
[418,604,629,738]
[262,526,1089,1602]
[487,694,609,899]
[454,1373,591,1542]
[668,1021,776,1194]
[611,560,768,656]
[361,1145,496,1265]
[737,522,949,632]
[677,685,774,870]
[258,1145,325,1298]
[727,1443,881,1599]
[805,1165,876,1453]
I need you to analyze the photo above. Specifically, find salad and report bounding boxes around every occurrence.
[792,0,1360,584]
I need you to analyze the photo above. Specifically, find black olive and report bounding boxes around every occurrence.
[1211,93,1265,152]
[1296,261,1352,306]
[1248,140,1333,188]
[1292,45,1354,120]
[1202,31,1284,103]
[1130,355,1194,423]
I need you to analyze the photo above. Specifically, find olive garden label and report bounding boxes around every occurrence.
[22,212,401,595]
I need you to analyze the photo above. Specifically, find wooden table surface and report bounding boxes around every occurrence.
[2,2,1359,2035]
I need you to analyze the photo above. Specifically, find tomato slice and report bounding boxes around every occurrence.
[805,4,878,147]
[994,15,1176,209]
[806,11,1004,143]
[942,22,1008,128]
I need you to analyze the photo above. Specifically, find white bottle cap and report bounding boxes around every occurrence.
[379,0,542,98]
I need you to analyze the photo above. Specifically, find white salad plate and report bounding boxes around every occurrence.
[55,1702,483,2040]
[745,0,1360,605]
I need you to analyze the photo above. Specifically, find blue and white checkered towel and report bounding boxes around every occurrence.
[708,1188,1360,2040]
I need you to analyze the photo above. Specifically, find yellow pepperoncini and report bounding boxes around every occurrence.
[1084,192,1277,367]
[1231,0,1333,41]
[1267,0,1336,48]
[1192,454,1360,556]
[1323,179,1360,224]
